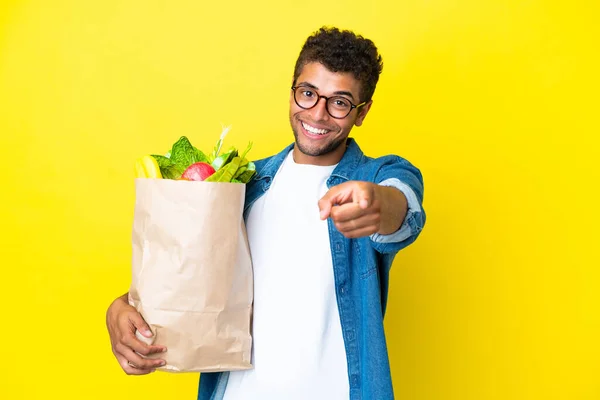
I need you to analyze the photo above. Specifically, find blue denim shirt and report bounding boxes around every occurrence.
[198,138,425,400]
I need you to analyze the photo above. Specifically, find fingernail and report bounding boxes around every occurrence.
[160,361,166,366]
[162,348,168,352]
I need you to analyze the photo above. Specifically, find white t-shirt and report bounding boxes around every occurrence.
[222,151,349,400]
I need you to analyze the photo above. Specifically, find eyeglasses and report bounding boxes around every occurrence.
[291,86,366,119]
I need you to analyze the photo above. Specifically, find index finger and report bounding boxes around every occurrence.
[319,184,354,219]
[122,331,166,357]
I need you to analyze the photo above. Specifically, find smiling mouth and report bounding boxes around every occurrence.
[301,121,331,136]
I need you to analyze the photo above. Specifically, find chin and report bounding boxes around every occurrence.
[296,134,344,157]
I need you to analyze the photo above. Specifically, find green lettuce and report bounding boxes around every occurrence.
[170,136,209,167]
[152,136,209,179]
[151,155,184,179]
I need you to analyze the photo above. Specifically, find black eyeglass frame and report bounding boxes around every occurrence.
[291,86,367,119]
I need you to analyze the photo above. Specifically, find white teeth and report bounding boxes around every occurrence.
[302,122,329,135]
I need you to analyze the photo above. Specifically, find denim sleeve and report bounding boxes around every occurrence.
[369,156,426,254]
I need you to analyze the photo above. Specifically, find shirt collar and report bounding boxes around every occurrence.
[255,138,364,182]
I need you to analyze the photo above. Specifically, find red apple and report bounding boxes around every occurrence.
[181,162,216,181]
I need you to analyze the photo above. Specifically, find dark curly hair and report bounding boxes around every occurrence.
[293,26,383,103]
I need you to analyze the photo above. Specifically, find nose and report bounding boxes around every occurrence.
[310,97,330,121]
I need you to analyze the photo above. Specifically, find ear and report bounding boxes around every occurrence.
[354,100,373,127]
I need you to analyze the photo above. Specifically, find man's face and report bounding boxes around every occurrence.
[289,62,372,166]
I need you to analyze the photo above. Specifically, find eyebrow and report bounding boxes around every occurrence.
[296,81,356,101]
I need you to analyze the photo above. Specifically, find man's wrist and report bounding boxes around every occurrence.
[377,185,407,235]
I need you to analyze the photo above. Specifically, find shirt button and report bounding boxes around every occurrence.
[340,286,345,294]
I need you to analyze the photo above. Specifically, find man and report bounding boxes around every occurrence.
[106,27,425,400]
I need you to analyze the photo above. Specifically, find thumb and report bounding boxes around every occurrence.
[355,187,371,210]
[318,196,333,220]
[319,186,345,220]
[130,312,153,338]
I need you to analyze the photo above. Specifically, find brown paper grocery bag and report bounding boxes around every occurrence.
[128,178,253,373]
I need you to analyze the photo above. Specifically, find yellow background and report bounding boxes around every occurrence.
[1,0,598,399]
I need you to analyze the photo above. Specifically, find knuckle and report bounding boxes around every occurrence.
[117,336,131,350]
[137,346,151,356]
[115,342,125,354]
[132,359,146,369]
[142,360,158,370]
[112,346,122,359]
